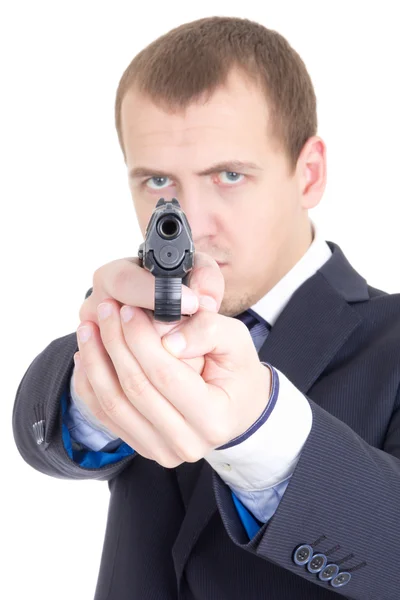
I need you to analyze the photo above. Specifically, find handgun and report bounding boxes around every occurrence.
[138,197,195,323]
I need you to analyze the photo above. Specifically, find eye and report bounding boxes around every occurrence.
[218,171,244,185]
[145,176,171,190]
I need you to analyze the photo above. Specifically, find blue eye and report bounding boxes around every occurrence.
[146,176,171,189]
[219,171,244,184]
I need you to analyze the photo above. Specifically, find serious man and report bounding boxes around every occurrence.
[13,15,400,600]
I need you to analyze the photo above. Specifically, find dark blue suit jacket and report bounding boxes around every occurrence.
[12,241,400,599]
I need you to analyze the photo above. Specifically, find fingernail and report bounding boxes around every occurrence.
[97,302,112,320]
[182,294,199,314]
[77,326,91,343]
[74,353,81,368]
[121,305,135,323]
[199,295,217,311]
[163,331,186,354]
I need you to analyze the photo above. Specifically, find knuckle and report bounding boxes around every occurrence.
[79,297,97,325]
[151,442,184,468]
[196,310,217,332]
[91,405,109,423]
[113,265,132,294]
[79,301,91,324]
[121,369,150,399]
[92,266,103,288]
[99,328,118,347]
[79,355,97,372]
[95,391,122,418]
[206,317,218,337]
[175,444,204,464]
[155,362,176,388]
[156,454,182,469]
[205,423,229,448]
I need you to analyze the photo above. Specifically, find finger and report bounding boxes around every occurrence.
[72,352,97,408]
[119,303,229,442]
[73,351,133,441]
[75,318,185,465]
[72,352,152,460]
[160,311,267,446]
[102,256,200,312]
[97,301,208,460]
[80,256,200,325]
[161,310,256,364]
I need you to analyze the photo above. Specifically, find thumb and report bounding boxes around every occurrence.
[162,311,254,367]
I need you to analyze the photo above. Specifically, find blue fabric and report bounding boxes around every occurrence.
[231,490,264,538]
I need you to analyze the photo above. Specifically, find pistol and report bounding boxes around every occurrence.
[138,198,195,323]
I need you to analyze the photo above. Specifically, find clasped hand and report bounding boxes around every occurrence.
[75,262,271,468]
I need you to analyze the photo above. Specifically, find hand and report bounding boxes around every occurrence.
[78,253,201,330]
[76,291,271,468]
[77,252,223,373]
[74,252,225,464]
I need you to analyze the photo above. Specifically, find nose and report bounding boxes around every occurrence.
[176,194,219,244]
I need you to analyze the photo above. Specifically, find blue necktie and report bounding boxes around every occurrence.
[235,309,271,352]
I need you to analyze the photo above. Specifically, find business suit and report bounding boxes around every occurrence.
[12,239,400,599]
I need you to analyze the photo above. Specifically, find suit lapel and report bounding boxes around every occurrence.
[172,241,369,590]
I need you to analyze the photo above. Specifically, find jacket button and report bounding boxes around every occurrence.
[318,563,339,581]
[330,572,352,587]
[32,420,45,445]
[307,553,327,573]
[293,544,313,566]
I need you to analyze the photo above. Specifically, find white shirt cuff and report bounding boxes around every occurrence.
[204,367,313,491]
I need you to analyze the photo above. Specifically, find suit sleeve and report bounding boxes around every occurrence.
[12,329,137,481]
[211,389,400,598]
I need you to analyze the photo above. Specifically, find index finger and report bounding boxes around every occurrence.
[79,251,223,325]
[114,253,225,311]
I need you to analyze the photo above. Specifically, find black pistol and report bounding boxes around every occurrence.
[138,198,195,323]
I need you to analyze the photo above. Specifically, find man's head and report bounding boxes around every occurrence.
[115,16,326,317]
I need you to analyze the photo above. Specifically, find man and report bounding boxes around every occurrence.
[12,15,400,600]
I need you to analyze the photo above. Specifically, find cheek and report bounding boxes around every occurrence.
[239,212,282,273]
[133,203,153,237]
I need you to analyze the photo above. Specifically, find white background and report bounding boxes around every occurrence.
[2,1,399,598]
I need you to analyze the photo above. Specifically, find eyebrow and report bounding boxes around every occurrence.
[128,160,262,180]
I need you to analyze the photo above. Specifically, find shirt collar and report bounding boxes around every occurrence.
[250,219,333,327]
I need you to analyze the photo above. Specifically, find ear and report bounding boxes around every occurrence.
[297,136,327,209]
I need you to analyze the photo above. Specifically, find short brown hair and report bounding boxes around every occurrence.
[115,16,317,173]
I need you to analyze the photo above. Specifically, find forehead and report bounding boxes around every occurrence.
[120,70,271,161]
